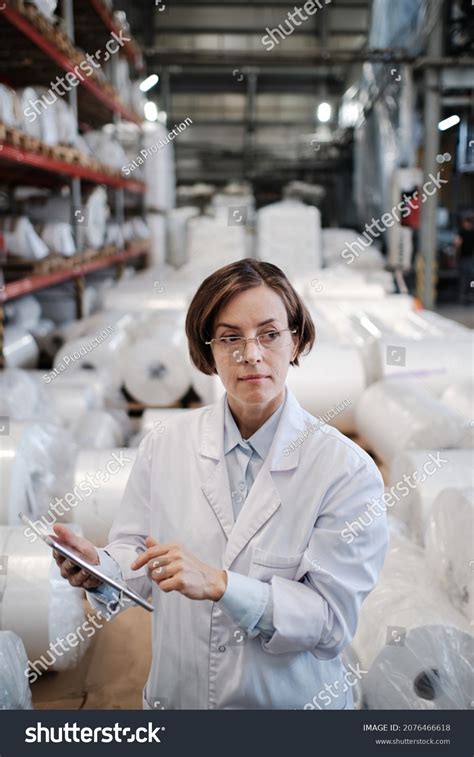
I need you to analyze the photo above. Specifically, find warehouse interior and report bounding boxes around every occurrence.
[0,0,473,712]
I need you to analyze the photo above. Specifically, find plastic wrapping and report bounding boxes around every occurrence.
[388,449,473,545]
[3,327,39,368]
[425,488,474,623]
[0,528,86,672]
[72,410,128,449]
[0,217,48,260]
[73,449,137,545]
[0,631,33,709]
[355,379,472,464]
[0,421,76,525]
[441,381,473,422]
[257,199,322,273]
[352,525,473,709]
[286,342,365,433]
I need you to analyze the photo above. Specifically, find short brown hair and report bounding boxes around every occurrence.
[185,258,316,375]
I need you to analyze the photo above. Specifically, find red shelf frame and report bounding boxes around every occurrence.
[0,142,145,193]
[0,245,149,303]
[88,0,144,71]
[0,4,143,125]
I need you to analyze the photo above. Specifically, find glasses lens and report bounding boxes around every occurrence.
[259,331,292,350]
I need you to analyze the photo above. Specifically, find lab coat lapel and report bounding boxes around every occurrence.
[223,387,308,570]
[200,395,235,539]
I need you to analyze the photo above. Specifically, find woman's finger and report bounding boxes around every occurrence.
[131,543,168,570]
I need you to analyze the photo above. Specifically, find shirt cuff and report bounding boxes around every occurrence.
[217,570,272,637]
[86,548,124,608]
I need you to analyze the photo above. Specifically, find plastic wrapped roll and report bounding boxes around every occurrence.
[257,199,322,273]
[374,337,474,394]
[0,631,33,709]
[53,329,130,390]
[122,337,191,405]
[72,410,126,449]
[39,222,76,257]
[441,381,473,422]
[190,368,226,406]
[4,295,41,330]
[73,449,137,545]
[0,421,76,524]
[0,528,86,672]
[286,343,366,433]
[425,488,474,622]
[355,380,471,465]
[45,383,102,427]
[352,532,473,709]
[4,327,39,368]
[388,449,473,545]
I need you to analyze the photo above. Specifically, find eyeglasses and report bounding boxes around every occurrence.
[205,329,297,359]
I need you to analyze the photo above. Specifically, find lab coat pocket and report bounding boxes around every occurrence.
[249,548,305,582]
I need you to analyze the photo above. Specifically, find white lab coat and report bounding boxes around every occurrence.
[88,387,387,710]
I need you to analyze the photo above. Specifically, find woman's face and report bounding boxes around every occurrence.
[211,284,298,407]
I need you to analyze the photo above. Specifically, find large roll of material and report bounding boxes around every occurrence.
[257,199,322,273]
[352,532,473,709]
[286,342,366,433]
[122,334,191,405]
[425,488,474,623]
[4,327,39,368]
[0,421,76,525]
[53,329,130,391]
[388,449,473,545]
[355,380,471,465]
[373,337,474,395]
[0,631,33,709]
[72,410,126,449]
[0,528,86,671]
[441,381,473,422]
[73,449,137,545]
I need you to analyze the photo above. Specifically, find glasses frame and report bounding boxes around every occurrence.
[205,328,297,355]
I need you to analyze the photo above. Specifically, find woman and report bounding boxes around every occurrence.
[54,258,387,710]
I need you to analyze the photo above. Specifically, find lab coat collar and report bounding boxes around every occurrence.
[199,385,307,472]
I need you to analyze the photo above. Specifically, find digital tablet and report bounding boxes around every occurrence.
[19,513,154,613]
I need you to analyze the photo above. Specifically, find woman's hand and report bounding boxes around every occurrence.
[52,524,102,590]
[131,537,228,601]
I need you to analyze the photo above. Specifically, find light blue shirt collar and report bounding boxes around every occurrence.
[224,387,287,460]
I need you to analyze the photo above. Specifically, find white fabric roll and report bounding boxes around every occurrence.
[4,327,39,368]
[355,380,471,465]
[388,449,473,545]
[352,533,473,709]
[257,199,322,273]
[0,528,86,671]
[0,631,33,709]
[122,337,191,405]
[374,336,474,394]
[441,381,473,422]
[286,343,366,433]
[73,449,137,545]
[72,410,125,449]
[425,488,474,623]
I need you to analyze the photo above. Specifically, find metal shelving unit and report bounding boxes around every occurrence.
[0,0,150,367]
